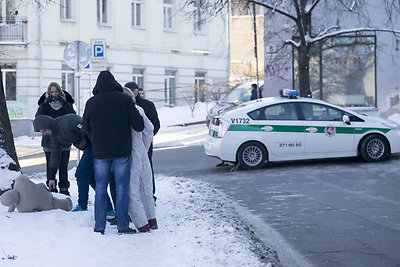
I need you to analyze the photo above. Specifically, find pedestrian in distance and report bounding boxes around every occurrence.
[250,83,263,101]
[36,82,75,195]
[123,87,158,232]
[124,82,160,202]
[83,71,144,235]
[33,114,86,195]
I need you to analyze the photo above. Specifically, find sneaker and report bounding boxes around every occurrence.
[148,218,158,230]
[59,188,70,196]
[108,217,117,225]
[118,227,136,235]
[94,229,104,235]
[71,205,87,212]
[106,209,115,218]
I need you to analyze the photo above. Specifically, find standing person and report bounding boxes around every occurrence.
[33,114,86,194]
[250,83,263,100]
[124,82,160,202]
[123,87,158,232]
[83,71,144,235]
[72,143,115,217]
[36,82,75,195]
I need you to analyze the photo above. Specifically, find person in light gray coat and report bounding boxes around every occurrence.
[124,87,158,232]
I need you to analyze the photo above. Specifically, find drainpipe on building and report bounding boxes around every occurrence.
[227,0,231,85]
[37,2,43,98]
[252,2,260,98]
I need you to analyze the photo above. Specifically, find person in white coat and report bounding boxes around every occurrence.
[123,87,158,232]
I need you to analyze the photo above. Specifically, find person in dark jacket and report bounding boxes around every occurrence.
[36,82,75,195]
[125,82,160,202]
[33,114,84,195]
[250,83,263,100]
[83,71,144,235]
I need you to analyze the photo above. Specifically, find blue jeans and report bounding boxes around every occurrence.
[75,147,113,211]
[94,156,131,231]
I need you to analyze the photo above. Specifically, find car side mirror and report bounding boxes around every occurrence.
[342,115,351,125]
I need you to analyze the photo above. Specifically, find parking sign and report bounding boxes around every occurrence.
[91,39,107,71]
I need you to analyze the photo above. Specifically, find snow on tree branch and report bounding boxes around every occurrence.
[248,0,298,22]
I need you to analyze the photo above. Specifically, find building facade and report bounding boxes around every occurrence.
[0,0,229,136]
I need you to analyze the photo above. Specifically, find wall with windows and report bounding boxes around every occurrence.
[0,0,229,135]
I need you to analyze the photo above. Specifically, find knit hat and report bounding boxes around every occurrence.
[124,82,139,92]
[33,115,54,132]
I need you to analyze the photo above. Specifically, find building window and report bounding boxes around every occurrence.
[97,0,108,24]
[132,68,144,89]
[164,70,176,107]
[0,0,15,23]
[163,0,173,31]
[131,0,141,27]
[1,64,16,101]
[195,72,205,102]
[294,35,376,107]
[194,0,204,33]
[60,0,72,20]
[61,64,75,98]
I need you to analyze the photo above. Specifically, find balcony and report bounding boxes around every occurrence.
[0,17,27,44]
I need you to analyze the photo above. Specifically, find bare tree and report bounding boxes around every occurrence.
[0,68,21,194]
[182,0,400,97]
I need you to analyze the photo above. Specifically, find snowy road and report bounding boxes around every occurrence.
[154,145,400,267]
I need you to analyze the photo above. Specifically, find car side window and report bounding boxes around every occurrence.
[300,103,344,121]
[248,103,298,120]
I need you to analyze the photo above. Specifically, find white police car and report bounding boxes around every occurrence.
[204,90,400,169]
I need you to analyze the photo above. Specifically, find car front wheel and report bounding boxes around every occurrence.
[359,134,389,162]
[237,141,266,169]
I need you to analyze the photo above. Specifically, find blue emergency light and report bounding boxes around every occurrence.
[280,89,299,99]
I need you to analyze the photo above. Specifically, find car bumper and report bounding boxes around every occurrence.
[204,135,236,162]
[388,129,400,154]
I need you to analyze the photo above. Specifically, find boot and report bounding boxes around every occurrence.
[59,188,70,196]
[138,224,150,233]
[148,218,158,230]
[118,227,136,235]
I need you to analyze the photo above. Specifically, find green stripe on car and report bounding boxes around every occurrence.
[227,124,391,134]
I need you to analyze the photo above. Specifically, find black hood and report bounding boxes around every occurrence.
[124,82,139,91]
[92,71,123,95]
[33,115,54,132]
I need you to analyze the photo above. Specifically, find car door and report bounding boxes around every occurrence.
[299,102,355,158]
[249,102,305,160]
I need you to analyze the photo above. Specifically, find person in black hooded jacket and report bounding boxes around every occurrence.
[83,71,144,235]
[36,82,75,195]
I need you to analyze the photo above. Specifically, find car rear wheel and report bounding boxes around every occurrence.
[237,141,266,169]
[359,134,388,162]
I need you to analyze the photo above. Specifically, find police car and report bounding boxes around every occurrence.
[204,90,400,169]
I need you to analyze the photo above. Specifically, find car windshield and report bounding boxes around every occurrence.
[221,87,252,104]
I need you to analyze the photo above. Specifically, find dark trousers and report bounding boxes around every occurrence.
[45,150,70,189]
[75,147,114,211]
[148,142,156,195]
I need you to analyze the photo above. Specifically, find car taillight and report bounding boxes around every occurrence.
[217,119,229,138]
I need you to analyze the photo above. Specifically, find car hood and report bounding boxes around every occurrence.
[208,102,237,116]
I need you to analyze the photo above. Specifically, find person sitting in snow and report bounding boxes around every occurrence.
[0,174,72,212]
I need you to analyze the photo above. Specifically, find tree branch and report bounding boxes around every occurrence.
[247,0,298,22]
[310,27,400,43]
[306,0,321,14]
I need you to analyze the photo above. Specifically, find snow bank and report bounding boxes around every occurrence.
[0,170,275,266]
[0,148,20,190]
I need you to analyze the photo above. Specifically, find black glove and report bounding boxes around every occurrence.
[44,96,55,104]
[55,95,67,104]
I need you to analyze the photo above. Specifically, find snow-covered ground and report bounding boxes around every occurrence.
[0,102,277,267]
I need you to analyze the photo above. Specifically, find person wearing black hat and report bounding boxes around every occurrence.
[124,82,160,202]
[33,114,87,195]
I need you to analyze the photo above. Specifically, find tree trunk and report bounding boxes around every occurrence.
[0,68,20,173]
[297,44,312,97]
